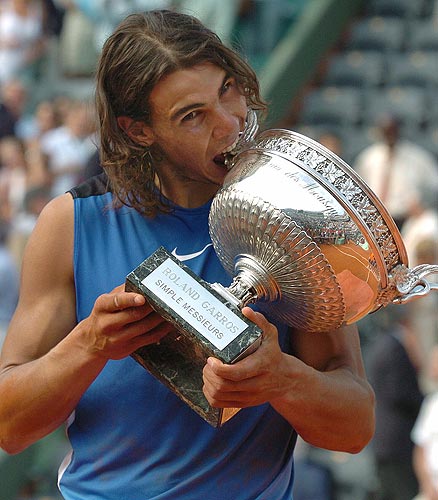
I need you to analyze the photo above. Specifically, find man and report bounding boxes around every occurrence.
[412,345,438,500]
[367,306,424,500]
[353,114,438,231]
[0,10,374,499]
[0,78,28,140]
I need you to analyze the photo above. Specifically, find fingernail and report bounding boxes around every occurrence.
[134,295,144,305]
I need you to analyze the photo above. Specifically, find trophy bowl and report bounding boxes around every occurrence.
[209,128,438,333]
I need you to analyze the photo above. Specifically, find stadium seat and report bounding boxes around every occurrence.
[323,51,386,88]
[408,19,438,51]
[299,86,363,127]
[386,51,438,89]
[362,86,427,128]
[365,0,427,20]
[347,16,406,53]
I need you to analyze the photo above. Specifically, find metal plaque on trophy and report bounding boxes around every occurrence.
[127,110,438,427]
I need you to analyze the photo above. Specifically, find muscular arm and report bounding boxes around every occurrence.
[203,308,375,453]
[0,194,172,454]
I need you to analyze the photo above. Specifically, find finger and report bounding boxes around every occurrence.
[205,355,262,382]
[97,291,146,313]
[113,292,146,311]
[241,307,271,334]
[242,308,280,349]
[203,390,249,408]
[113,309,173,340]
[204,359,261,389]
[128,323,176,351]
[203,382,257,408]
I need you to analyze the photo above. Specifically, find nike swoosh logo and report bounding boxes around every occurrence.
[171,243,213,262]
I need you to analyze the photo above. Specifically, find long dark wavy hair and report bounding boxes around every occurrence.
[95,9,267,217]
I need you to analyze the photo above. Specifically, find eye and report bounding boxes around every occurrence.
[182,110,199,122]
[220,78,234,96]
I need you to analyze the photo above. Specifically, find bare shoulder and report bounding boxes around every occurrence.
[291,324,366,376]
[1,193,76,367]
[28,192,74,247]
[22,193,74,287]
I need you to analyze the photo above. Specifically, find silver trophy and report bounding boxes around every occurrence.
[127,110,437,426]
[209,111,438,333]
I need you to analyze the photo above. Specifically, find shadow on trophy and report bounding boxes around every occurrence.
[126,110,438,427]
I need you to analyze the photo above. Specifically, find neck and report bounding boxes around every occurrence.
[158,181,218,208]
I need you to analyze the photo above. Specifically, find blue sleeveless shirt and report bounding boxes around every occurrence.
[58,174,296,500]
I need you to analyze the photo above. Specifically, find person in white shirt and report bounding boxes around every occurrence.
[412,346,438,500]
[353,115,438,230]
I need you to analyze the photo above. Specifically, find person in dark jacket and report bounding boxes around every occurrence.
[367,305,424,500]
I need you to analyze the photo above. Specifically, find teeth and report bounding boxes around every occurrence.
[221,136,240,155]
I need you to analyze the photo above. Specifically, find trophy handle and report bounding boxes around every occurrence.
[225,108,259,169]
[391,264,438,304]
[239,108,259,145]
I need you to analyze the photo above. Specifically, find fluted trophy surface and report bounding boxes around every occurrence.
[209,128,438,333]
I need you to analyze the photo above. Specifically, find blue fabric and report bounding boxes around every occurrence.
[59,184,296,499]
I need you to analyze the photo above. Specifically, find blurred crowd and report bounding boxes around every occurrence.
[0,1,438,500]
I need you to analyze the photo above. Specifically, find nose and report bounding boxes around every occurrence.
[211,104,239,141]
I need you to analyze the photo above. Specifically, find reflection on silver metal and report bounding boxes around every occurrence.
[224,108,259,169]
[209,126,438,333]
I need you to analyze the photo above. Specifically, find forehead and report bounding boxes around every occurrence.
[149,63,227,120]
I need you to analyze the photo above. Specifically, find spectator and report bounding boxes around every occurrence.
[55,0,173,77]
[366,306,424,500]
[0,78,28,140]
[177,0,242,46]
[0,0,48,85]
[18,98,62,147]
[39,99,97,196]
[54,0,99,77]
[412,345,438,500]
[401,186,438,269]
[402,202,438,393]
[9,184,52,268]
[353,115,438,230]
[0,136,28,222]
[41,0,65,37]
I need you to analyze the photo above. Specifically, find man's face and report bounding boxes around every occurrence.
[143,63,248,207]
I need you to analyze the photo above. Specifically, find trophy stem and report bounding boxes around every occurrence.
[211,254,281,310]
[210,279,257,310]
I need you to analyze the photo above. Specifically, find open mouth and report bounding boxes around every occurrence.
[212,109,259,169]
[213,134,241,168]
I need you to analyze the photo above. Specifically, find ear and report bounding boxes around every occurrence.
[117,116,155,146]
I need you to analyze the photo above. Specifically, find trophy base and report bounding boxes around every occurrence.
[125,247,263,427]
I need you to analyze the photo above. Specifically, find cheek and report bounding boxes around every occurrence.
[156,138,203,165]
[232,92,248,114]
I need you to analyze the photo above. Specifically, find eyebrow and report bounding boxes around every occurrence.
[170,73,230,122]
